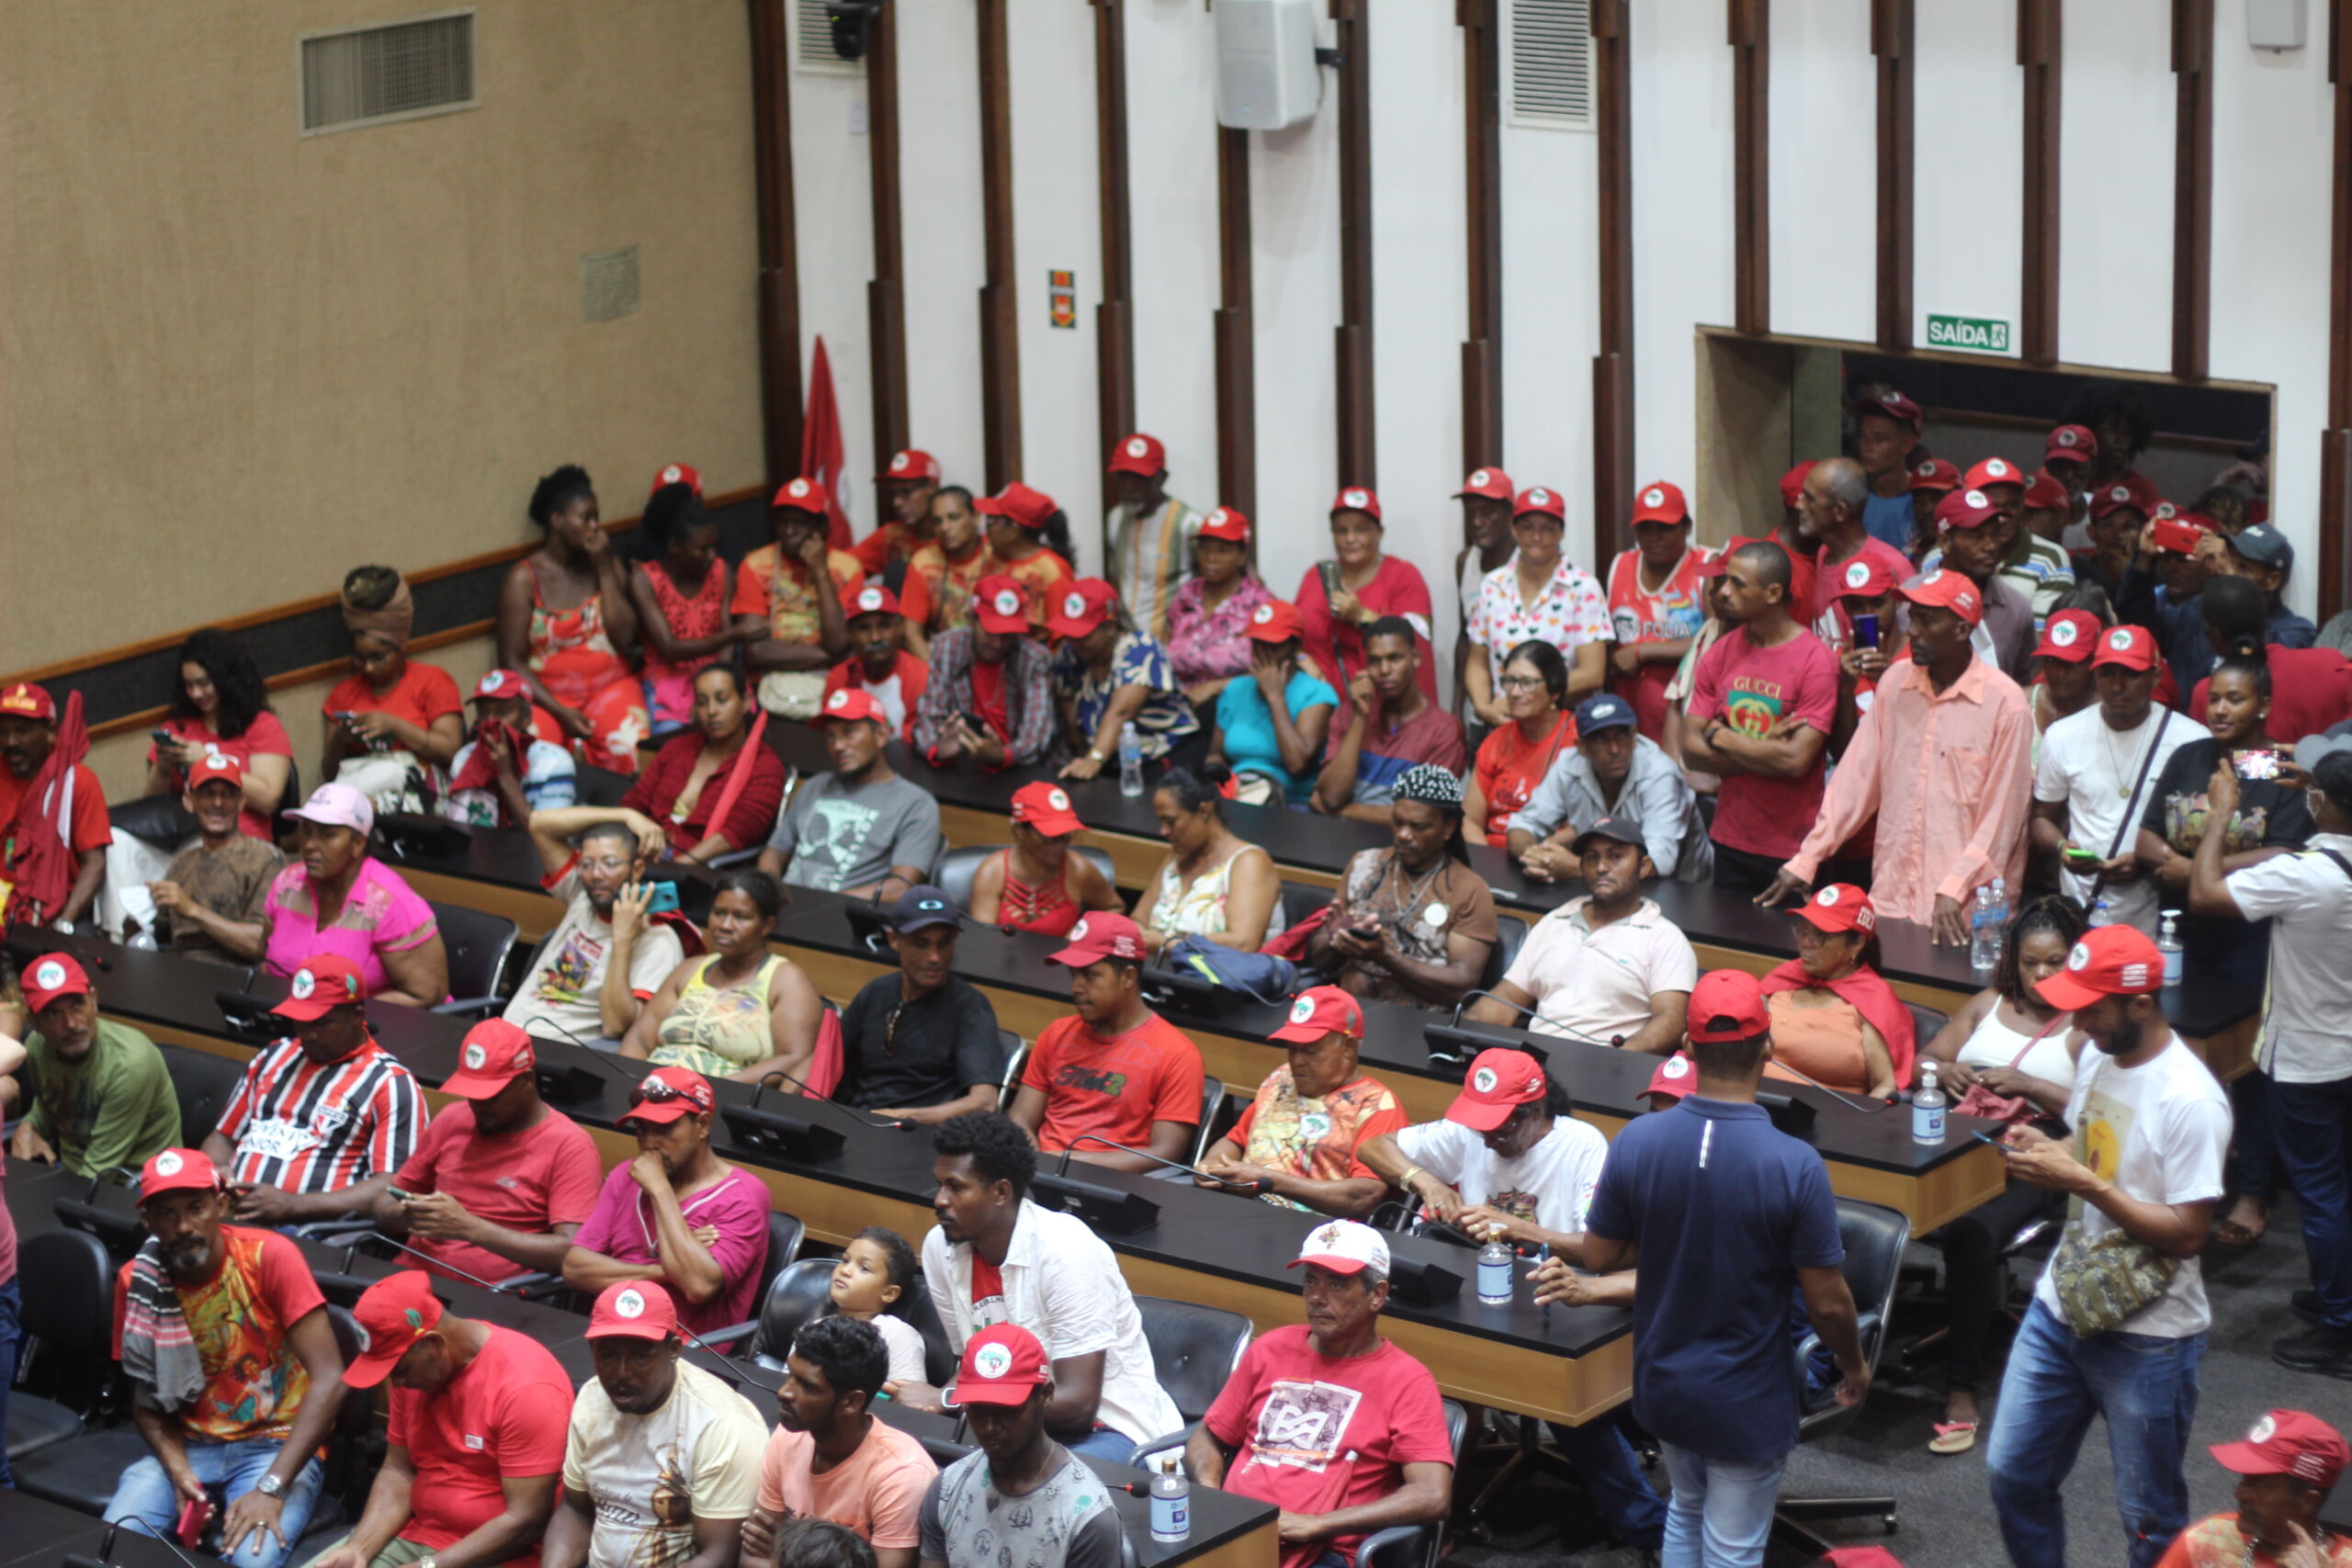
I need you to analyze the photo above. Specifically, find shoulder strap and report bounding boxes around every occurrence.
[2005,1009,2068,1071]
[2314,846,2352,884]
[2087,709,2174,904]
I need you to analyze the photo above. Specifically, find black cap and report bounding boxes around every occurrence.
[1571,816,1646,856]
[889,885,962,932]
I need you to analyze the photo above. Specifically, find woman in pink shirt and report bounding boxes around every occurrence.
[263,783,448,1007]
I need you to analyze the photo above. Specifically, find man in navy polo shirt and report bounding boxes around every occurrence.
[1578,969,1868,1568]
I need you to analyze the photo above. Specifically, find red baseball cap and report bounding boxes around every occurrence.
[1854,391,1924,432]
[1907,458,1962,496]
[1778,461,1816,510]
[341,1269,446,1389]
[1456,468,1514,502]
[1935,488,2003,532]
[1271,986,1365,1044]
[1687,970,1771,1045]
[1792,883,1877,935]
[774,477,831,515]
[842,582,901,620]
[138,1147,222,1202]
[2033,609,2102,662]
[943,1324,1052,1407]
[587,1280,681,1342]
[442,1019,537,1100]
[0,682,56,723]
[2208,1410,2349,1491]
[879,448,942,484]
[992,481,1059,532]
[21,953,91,1011]
[1108,433,1167,478]
[272,953,368,1021]
[817,688,886,727]
[1045,578,1119,638]
[1831,555,1899,601]
[1245,599,1302,643]
[1962,457,2027,491]
[651,462,704,499]
[1630,480,1690,525]
[1901,569,1984,627]
[1330,487,1383,523]
[973,575,1031,635]
[2036,925,2166,1011]
[2090,624,2161,672]
[1645,1052,1697,1102]
[618,1066,716,1127]
[1443,1047,1548,1133]
[1198,506,1251,544]
[1515,485,1567,523]
[2042,424,2099,465]
[2151,516,2208,556]
[1010,781,1085,837]
[472,669,530,703]
[187,751,246,791]
[2021,470,2072,510]
[2089,475,2162,521]
[1048,912,1148,968]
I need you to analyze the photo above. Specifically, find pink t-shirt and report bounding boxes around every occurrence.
[391,1104,605,1286]
[262,857,439,995]
[570,1162,771,1340]
[1685,626,1839,860]
[755,1417,936,1550]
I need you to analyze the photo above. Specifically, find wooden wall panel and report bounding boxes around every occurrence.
[866,6,909,469]
[2019,0,2063,367]
[1730,0,1770,336]
[1093,0,1136,514]
[749,0,803,482]
[1592,0,1634,558]
[1334,0,1376,485]
[1216,127,1258,530]
[976,0,1023,488]
[1461,0,1503,470]
[1871,0,1914,352]
[2171,0,2214,383]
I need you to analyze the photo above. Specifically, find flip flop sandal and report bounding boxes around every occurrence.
[1928,1421,1979,1455]
[2210,1217,2267,1250]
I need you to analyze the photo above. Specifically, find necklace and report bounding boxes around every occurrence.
[2099,710,2160,799]
[1377,853,1450,941]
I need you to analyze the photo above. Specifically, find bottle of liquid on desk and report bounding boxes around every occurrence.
[2158,910,2183,987]
[1118,721,1145,798]
[1149,1468,1191,1543]
[1913,1061,1948,1145]
[1969,886,1999,974]
[1477,1235,1515,1306]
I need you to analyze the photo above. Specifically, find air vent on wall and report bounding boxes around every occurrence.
[793,0,864,74]
[301,9,476,135]
[582,248,640,323]
[1506,0,1593,131]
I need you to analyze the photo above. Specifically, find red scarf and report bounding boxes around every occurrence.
[1758,959,1918,1088]
[6,690,89,926]
[695,710,770,850]
[447,720,532,825]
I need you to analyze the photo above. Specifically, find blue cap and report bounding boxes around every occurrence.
[888,885,962,933]
[2228,523,2293,573]
[1574,694,1637,735]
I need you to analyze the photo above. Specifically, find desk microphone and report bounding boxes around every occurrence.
[1055,1134,1271,1195]
[357,1232,514,1292]
[1763,1058,1895,1114]
[751,1069,914,1132]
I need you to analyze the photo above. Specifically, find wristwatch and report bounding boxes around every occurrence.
[416,1555,439,1568]
[254,1473,287,1500]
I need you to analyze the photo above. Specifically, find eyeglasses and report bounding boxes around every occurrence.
[1498,675,1545,693]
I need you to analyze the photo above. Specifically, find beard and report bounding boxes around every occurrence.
[2093,1013,2145,1057]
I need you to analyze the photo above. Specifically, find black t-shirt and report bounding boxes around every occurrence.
[2140,736,2314,985]
[839,972,1006,1111]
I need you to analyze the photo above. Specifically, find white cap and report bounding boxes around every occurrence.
[1288,1219,1391,1278]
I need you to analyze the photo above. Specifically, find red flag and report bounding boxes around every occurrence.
[801,335,852,549]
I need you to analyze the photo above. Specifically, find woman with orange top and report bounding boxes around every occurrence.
[967,781,1122,937]
[735,478,864,719]
[498,465,649,773]
[1758,884,1916,1100]
[629,484,758,736]
[322,567,464,815]
[1465,639,1577,847]
[977,481,1075,629]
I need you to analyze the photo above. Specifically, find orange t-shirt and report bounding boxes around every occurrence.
[1473,714,1578,845]
[322,662,462,731]
[1001,549,1076,629]
[732,545,864,645]
[1021,1010,1205,1156]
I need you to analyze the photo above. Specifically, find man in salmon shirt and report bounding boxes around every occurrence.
[307,1269,571,1568]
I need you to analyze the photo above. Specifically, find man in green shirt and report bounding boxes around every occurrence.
[6,953,179,1177]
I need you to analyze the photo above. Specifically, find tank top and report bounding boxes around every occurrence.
[653,953,789,1077]
[1954,1001,2076,1095]
[639,560,729,724]
[1763,991,1871,1096]
[527,560,629,703]
[995,849,1080,937]
[1148,845,1289,941]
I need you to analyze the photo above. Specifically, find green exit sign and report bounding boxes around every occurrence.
[1926,313,2013,354]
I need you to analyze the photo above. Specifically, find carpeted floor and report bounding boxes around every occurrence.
[1450,1194,2337,1567]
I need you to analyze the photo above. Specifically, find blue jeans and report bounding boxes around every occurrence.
[1657,1441,1784,1568]
[1065,1427,1138,1462]
[0,1274,19,1489]
[107,1438,325,1568]
[1985,1300,2205,1568]
[1549,1419,1667,1551]
[2271,1074,2352,1331]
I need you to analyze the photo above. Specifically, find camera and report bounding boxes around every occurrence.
[825,0,885,62]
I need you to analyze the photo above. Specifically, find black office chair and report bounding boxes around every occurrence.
[574,763,635,807]
[744,1258,837,1372]
[425,900,521,1017]
[996,1031,1029,1112]
[1905,1001,1951,1059]
[917,1433,972,1469]
[1277,881,1331,935]
[4,1229,116,1466]
[107,795,196,850]
[1132,1296,1253,1451]
[1190,1078,1227,1166]
[1771,1198,1912,1554]
[159,1041,248,1150]
[933,843,1118,908]
[705,1210,809,1345]
[900,1273,958,1385]
[1478,910,1530,991]
[1354,1399,1472,1568]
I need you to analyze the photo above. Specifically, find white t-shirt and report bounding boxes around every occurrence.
[2224,832,2352,1084]
[503,870,685,1043]
[563,1359,766,1568]
[2033,705,2192,931]
[870,1311,930,1385]
[2031,1036,2230,1338]
[1395,1116,1610,1235]
[1501,898,1699,1046]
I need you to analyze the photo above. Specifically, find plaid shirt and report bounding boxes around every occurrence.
[215,1034,425,1195]
[910,628,1057,768]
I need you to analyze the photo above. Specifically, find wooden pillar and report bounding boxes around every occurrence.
[1461,0,1503,472]
[2322,0,2352,621]
[2170,0,2215,383]
[1333,0,1375,486]
[1872,0,1915,352]
[2019,0,2063,367]
[866,4,908,472]
[975,0,1022,489]
[1216,127,1258,529]
[1730,0,1770,336]
[1092,0,1136,521]
[1592,0,1634,559]
[748,0,803,482]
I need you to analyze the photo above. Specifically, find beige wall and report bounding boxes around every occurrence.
[0,0,763,669]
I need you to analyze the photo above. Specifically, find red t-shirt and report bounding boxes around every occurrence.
[1021,1011,1205,1156]
[1605,545,1714,739]
[0,762,112,858]
[1685,626,1839,860]
[1204,1325,1454,1568]
[389,1324,574,1559]
[391,1104,605,1287]
[2188,646,2352,743]
[970,1253,1005,1318]
[323,662,462,733]
[1473,715,1577,845]
[152,712,294,840]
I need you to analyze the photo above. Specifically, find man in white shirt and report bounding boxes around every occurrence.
[2030,625,2191,931]
[902,1112,1180,1460]
[2190,739,2352,1377]
[1984,925,2231,1568]
[1465,818,1694,1053]
[514,814,685,1045]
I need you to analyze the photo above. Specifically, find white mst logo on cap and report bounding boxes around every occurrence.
[1921,570,1943,586]
[290,968,317,999]
[1987,460,2012,477]
[662,465,682,483]
[1816,886,1840,906]
[2109,629,2132,650]
[1962,489,1989,508]
[1472,1066,1498,1094]
[2058,428,2079,446]
[891,453,910,471]
[2067,942,2092,972]
[860,589,884,611]
[828,690,850,711]
[2050,620,2080,647]
[1531,488,1552,506]
[2250,1414,2278,1443]
[1290,996,1317,1024]
[353,1322,373,1353]
[2111,485,2131,502]
[1342,489,1369,509]
[32,960,64,991]
[463,1043,486,1070]
[615,1288,647,1319]
[1047,788,1069,810]
[1469,469,1490,487]
[1126,437,1149,458]
[974,1342,1013,1379]
[155,1150,184,1176]
[1069,918,1091,942]
[1253,604,1275,625]
[789,479,808,498]
[1644,487,1664,507]
[993,590,1021,616]
[1064,591,1086,618]
[1845,561,1871,589]
[1662,1056,1690,1079]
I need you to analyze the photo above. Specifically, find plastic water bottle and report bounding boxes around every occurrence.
[127,924,158,952]
[1969,886,1999,974]
[1913,1061,1948,1145]
[1477,1236,1515,1305]
[1149,1468,1191,1542]
[1117,721,1145,797]
[2158,911,2184,987]
[2088,897,2115,929]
